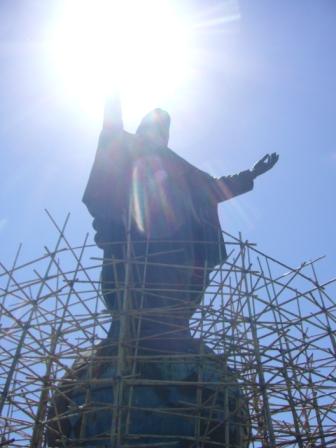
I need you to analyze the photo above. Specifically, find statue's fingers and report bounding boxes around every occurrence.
[270,153,279,167]
[273,153,279,163]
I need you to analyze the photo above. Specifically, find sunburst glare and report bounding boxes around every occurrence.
[49,0,193,123]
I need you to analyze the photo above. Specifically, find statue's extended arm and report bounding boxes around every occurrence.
[215,153,279,203]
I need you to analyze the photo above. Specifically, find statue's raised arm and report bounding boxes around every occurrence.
[102,94,123,131]
[82,95,131,236]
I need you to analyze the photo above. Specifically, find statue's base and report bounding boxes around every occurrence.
[47,337,250,447]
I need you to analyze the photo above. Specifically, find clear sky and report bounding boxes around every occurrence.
[1,0,335,281]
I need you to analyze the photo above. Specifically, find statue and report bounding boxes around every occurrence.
[82,97,278,343]
[47,97,278,447]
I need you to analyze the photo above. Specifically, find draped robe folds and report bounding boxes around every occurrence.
[83,122,254,338]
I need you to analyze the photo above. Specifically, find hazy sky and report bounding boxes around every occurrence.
[1,0,335,281]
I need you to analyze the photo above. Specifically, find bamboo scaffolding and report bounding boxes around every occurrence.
[0,213,336,446]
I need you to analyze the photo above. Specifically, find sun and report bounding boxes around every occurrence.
[49,0,193,124]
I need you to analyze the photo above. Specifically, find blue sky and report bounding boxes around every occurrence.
[1,0,335,281]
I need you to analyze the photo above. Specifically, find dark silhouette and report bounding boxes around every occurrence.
[47,97,278,447]
[83,97,278,340]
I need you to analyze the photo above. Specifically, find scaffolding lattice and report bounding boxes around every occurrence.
[1,213,336,447]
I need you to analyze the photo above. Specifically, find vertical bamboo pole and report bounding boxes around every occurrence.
[111,201,133,446]
[239,235,276,448]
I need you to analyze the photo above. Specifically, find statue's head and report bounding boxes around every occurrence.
[136,108,170,147]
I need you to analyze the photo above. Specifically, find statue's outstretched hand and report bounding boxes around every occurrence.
[252,153,279,178]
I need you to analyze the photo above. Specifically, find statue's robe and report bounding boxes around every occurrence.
[83,125,253,264]
[83,123,254,337]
